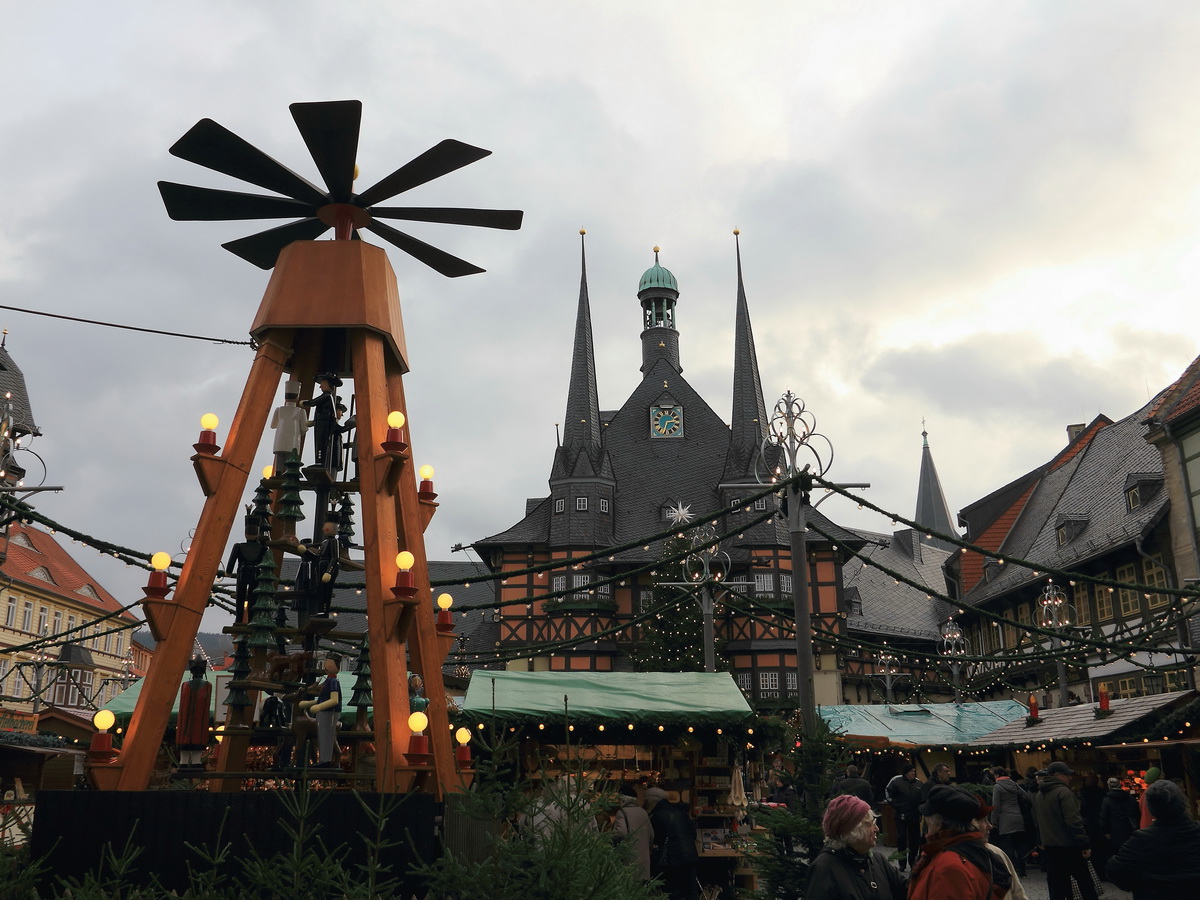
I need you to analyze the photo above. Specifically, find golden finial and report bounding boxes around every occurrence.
[733,227,740,235]
[579,228,586,235]
[653,245,660,253]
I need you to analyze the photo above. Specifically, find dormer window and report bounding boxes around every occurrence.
[1123,473,1162,512]
[555,499,565,513]
[1054,513,1089,547]
[576,497,588,512]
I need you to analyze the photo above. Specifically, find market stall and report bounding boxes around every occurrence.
[462,670,758,898]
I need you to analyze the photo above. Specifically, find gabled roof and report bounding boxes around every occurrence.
[844,529,954,640]
[1,524,134,621]
[961,397,1166,605]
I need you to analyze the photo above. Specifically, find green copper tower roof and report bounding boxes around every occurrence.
[639,246,678,292]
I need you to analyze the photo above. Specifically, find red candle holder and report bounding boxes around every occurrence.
[455,744,473,768]
[418,475,437,501]
[406,733,431,765]
[193,429,220,455]
[381,427,409,454]
[392,570,418,600]
[144,570,170,600]
[436,608,454,633]
[87,731,118,765]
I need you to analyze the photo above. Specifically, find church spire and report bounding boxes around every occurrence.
[915,423,957,550]
[552,230,602,478]
[723,229,768,480]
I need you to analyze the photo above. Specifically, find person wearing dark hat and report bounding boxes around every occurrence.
[1034,761,1098,900]
[885,763,923,871]
[908,785,1005,900]
[297,513,342,618]
[175,656,212,772]
[225,512,271,623]
[1106,779,1200,897]
[1099,776,1139,860]
[301,373,342,469]
[806,794,903,900]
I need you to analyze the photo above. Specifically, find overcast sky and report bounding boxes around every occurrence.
[3,2,1200,633]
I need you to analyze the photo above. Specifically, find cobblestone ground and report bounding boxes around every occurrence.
[876,842,1132,900]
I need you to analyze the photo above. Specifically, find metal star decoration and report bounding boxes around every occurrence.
[667,502,694,525]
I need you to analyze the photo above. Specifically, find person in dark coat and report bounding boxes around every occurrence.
[921,762,952,802]
[1099,776,1139,859]
[885,763,923,871]
[1034,761,1098,900]
[1079,773,1107,871]
[806,794,904,900]
[647,788,699,900]
[225,514,271,623]
[990,765,1030,876]
[1106,779,1200,898]
[832,764,874,805]
[301,372,341,469]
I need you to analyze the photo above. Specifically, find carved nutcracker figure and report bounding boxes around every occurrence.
[175,656,212,771]
[300,373,341,469]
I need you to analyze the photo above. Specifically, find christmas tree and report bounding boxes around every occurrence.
[630,534,727,672]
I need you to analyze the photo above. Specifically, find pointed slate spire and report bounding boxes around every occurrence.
[724,229,769,480]
[552,230,602,478]
[915,424,958,550]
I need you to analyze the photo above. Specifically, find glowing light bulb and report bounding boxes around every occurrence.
[396,551,415,571]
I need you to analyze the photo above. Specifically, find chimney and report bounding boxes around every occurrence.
[1066,423,1086,444]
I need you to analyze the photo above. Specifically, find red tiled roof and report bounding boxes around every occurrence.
[960,480,1038,593]
[1,523,137,622]
[1145,353,1200,427]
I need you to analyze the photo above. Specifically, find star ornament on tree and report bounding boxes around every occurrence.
[667,502,694,526]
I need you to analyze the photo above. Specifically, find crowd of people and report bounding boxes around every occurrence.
[805,760,1200,900]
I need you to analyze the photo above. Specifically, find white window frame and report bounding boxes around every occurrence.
[576,497,588,512]
[754,572,775,597]
[554,498,565,513]
[760,671,779,691]
[599,498,609,513]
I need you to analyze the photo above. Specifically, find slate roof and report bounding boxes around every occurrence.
[1,523,135,622]
[0,343,39,437]
[915,431,957,551]
[961,396,1167,606]
[844,529,954,640]
[965,690,1196,747]
[723,236,768,481]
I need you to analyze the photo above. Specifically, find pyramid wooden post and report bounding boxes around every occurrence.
[97,241,456,794]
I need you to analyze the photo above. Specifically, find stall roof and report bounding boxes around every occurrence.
[462,671,753,726]
[965,690,1197,747]
[820,701,1029,747]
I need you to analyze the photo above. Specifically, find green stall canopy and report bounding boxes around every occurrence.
[463,670,753,728]
[820,700,1030,748]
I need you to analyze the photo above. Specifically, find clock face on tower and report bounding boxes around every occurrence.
[650,404,683,438]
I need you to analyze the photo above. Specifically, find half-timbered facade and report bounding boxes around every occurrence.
[949,397,1193,705]
[473,238,868,708]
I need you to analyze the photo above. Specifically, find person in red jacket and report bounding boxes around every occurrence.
[908,785,1008,900]
[175,655,211,771]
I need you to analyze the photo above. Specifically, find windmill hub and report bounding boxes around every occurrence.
[318,203,372,233]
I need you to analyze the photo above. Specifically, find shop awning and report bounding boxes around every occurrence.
[462,670,753,727]
[965,690,1197,747]
[820,700,1029,748]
